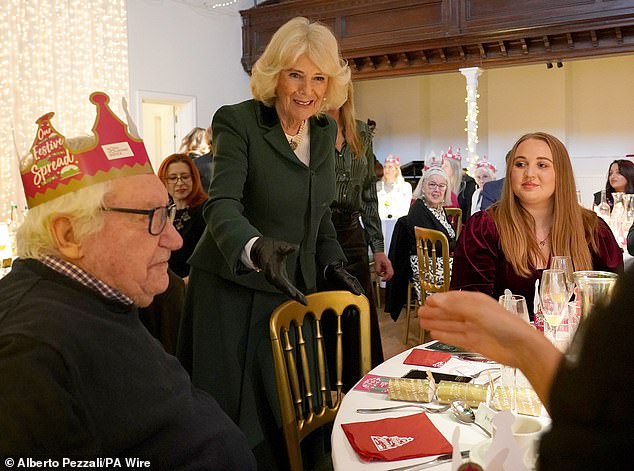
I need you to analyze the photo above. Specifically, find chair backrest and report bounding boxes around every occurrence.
[414,226,451,296]
[444,207,462,238]
[269,291,372,471]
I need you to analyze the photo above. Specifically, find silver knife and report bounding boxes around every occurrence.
[386,450,470,471]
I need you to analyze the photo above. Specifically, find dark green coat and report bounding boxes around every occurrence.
[188,99,344,291]
[179,99,345,469]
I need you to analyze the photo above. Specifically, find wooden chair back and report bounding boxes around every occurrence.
[414,226,451,296]
[269,291,372,471]
[444,207,462,238]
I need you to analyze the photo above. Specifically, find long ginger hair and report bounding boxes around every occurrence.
[490,132,598,277]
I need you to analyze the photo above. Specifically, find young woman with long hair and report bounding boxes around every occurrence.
[450,132,623,317]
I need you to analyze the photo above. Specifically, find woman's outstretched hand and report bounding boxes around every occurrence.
[418,291,562,409]
[251,237,308,305]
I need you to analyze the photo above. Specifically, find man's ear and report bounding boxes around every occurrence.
[49,214,83,260]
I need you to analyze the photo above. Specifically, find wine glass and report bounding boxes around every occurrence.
[550,256,575,301]
[540,269,569,349]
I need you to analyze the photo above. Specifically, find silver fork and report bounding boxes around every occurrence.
[468,366,501,379]
[356,404,451,414]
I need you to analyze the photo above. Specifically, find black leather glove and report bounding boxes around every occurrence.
[250,237,308,305]
[324,261,364,296]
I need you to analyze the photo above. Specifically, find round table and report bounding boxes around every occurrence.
[331,343,548,470]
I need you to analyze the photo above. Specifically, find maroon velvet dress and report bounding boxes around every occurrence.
[450,210,623,318]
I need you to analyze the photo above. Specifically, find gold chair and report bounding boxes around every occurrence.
[269,291,372,471]
[412,226,452,343]
[445,207,463,238]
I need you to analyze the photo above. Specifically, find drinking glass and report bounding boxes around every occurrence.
[550,256,575,301]
[540,269,568,349]
[498,294,530,411]
[498,293,530,324]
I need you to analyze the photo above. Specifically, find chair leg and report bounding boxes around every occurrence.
[403,282,412,344]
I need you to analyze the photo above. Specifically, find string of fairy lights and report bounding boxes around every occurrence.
[460,67,483,174]
[0,0,130,223]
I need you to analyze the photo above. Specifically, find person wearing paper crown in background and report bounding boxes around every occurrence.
[470,156,497,215]
[0,92,255,470]
[176,17,363,470]
[385,158,456,318]
[376,154,413,219]
[441,146,476,223]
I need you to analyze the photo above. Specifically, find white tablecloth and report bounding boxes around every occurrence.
[331,343,549,470]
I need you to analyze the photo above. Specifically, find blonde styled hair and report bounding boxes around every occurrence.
[250,17,351,112]
[491,132,598,276]
[339,82,362,157]
[17,182,110,259]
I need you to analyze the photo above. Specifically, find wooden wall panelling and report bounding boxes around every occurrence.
[240,0,634,79]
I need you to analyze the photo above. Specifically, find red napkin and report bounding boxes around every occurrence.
[342,412,452,461]
[403,349,451,368]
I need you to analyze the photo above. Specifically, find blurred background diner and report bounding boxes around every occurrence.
[376,154,412,220]
[385,161,457,320]
[157,153,207,281]
[470,156,497,215]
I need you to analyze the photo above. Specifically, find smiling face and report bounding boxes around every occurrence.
[510,138,556,209]
[79,174,182,307]
[165,161,193,205]
[423,174,448,208]
[275,53,329,132]
[608,162,627,192]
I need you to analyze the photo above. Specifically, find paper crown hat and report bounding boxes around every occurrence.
[442,146,461,162]
[475,156,497,173]
[384,154,401,166]
[423,152,447,181]
[423,151,442,171]
[19,91,153,208]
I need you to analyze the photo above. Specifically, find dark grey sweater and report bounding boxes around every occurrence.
[0,258,255,470]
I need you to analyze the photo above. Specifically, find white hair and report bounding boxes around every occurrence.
[17,182,110,259]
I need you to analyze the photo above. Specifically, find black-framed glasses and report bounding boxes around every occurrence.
[101,203,176,235]
[166,174,192,184]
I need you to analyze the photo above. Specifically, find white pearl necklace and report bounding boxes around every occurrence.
[285,120,307,151]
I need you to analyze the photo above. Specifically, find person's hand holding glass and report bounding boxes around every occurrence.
[540,269,569,350]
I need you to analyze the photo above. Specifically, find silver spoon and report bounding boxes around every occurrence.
[450,400,491,437]
[356,403,451,414]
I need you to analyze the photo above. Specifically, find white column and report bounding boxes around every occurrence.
[459,67,483,174]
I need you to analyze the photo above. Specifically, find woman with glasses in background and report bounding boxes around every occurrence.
[157,153,208,281]
[385,164,456,318]
[406,165,456,298]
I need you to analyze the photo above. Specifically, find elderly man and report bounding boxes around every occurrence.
[0,93,256,470]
